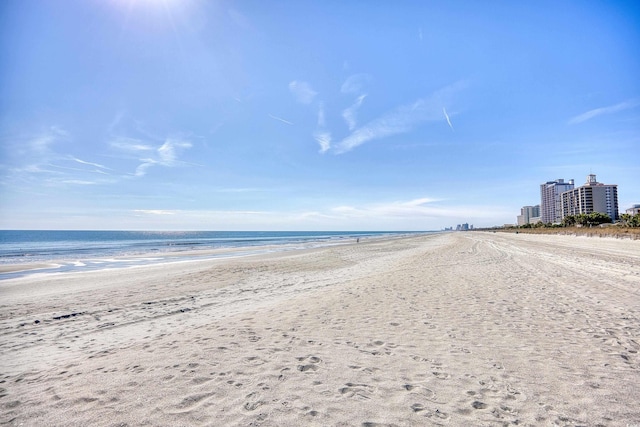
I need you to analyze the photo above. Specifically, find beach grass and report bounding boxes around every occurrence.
[494,225,640,239]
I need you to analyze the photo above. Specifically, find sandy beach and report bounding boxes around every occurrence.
[1,232,639,426]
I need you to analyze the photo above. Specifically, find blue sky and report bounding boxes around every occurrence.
[1,0,639,230]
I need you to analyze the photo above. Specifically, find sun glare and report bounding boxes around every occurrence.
[113,0,185,12]
[121,0,178,5]
[112,0,195,38]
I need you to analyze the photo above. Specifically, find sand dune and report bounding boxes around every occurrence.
[1,232,639,426]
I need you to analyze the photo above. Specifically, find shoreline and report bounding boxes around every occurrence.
[1,232,638,426]
[0,262,59,274]
[0,232,428,280]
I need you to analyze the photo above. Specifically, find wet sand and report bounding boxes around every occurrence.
[1,232,639,426]
[0,263,57,274]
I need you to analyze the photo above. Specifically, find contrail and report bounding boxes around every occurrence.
[443,107,454,131]
[269,114,294,125]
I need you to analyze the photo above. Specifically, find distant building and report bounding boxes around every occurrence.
[456,223,470,231]
[626,204,640,215]
[540,179,574,224]
[517,205,541,226]
[561,174,619,221]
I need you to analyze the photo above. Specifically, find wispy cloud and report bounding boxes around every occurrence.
[133,209,177,215]
[330,197,508,223]
[108,111,163,142]
[158,139,191,164]
[314,103,332,153]
[342,94,367,131]
[3,127,68,175]
[109,137,154,152]
[134,138,192,177]
[71,156,112,171]
[568,99,640,124]
[334,81,466,154]
[289,80,317,104]
[332,197,444,218]
[213,187,267,193]
[134,162,154,177]
[2,114,198,192]
[314,131,332,154]
[28,134,56,154]
[341,74,372,94]
[317,102,327,128]
[268,114,294,125]
[335,99,437,154]
[49,125,70,138]
[107,110,126,134]
[47,163,108,175]
[61,179,96,185]
[8,195,508,230]
[0,127,123,190]
[122,200,456,229]
[296,80,463,155]
[443,107,454,131]
[404,197,440,206]
[107,113,195,178]
[26,126,68,155]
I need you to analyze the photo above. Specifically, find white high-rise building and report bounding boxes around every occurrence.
[517,205,541,225]
[561,174,619,221]
[540,179,574,224]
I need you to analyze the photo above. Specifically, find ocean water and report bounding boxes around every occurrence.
[0,230,425,279]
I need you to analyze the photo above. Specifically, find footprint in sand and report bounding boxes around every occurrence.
[191,377,212,385]
[244,356,266,366]
[424,408,450,421]
[499,404,517,415]
[243,391,265,411]
[226,379,244,388]
[297,364,318,372]
[296,355,322,372]
[432,371,450,380]
[348,365,379,375]
[278,367,290,381]
[403,384,437,401]
[472,401,488,409]
[411,403,426,412]
[171,392,216,413]
[339,382,376,400]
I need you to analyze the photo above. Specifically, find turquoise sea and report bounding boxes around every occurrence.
[0,230,428,279]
